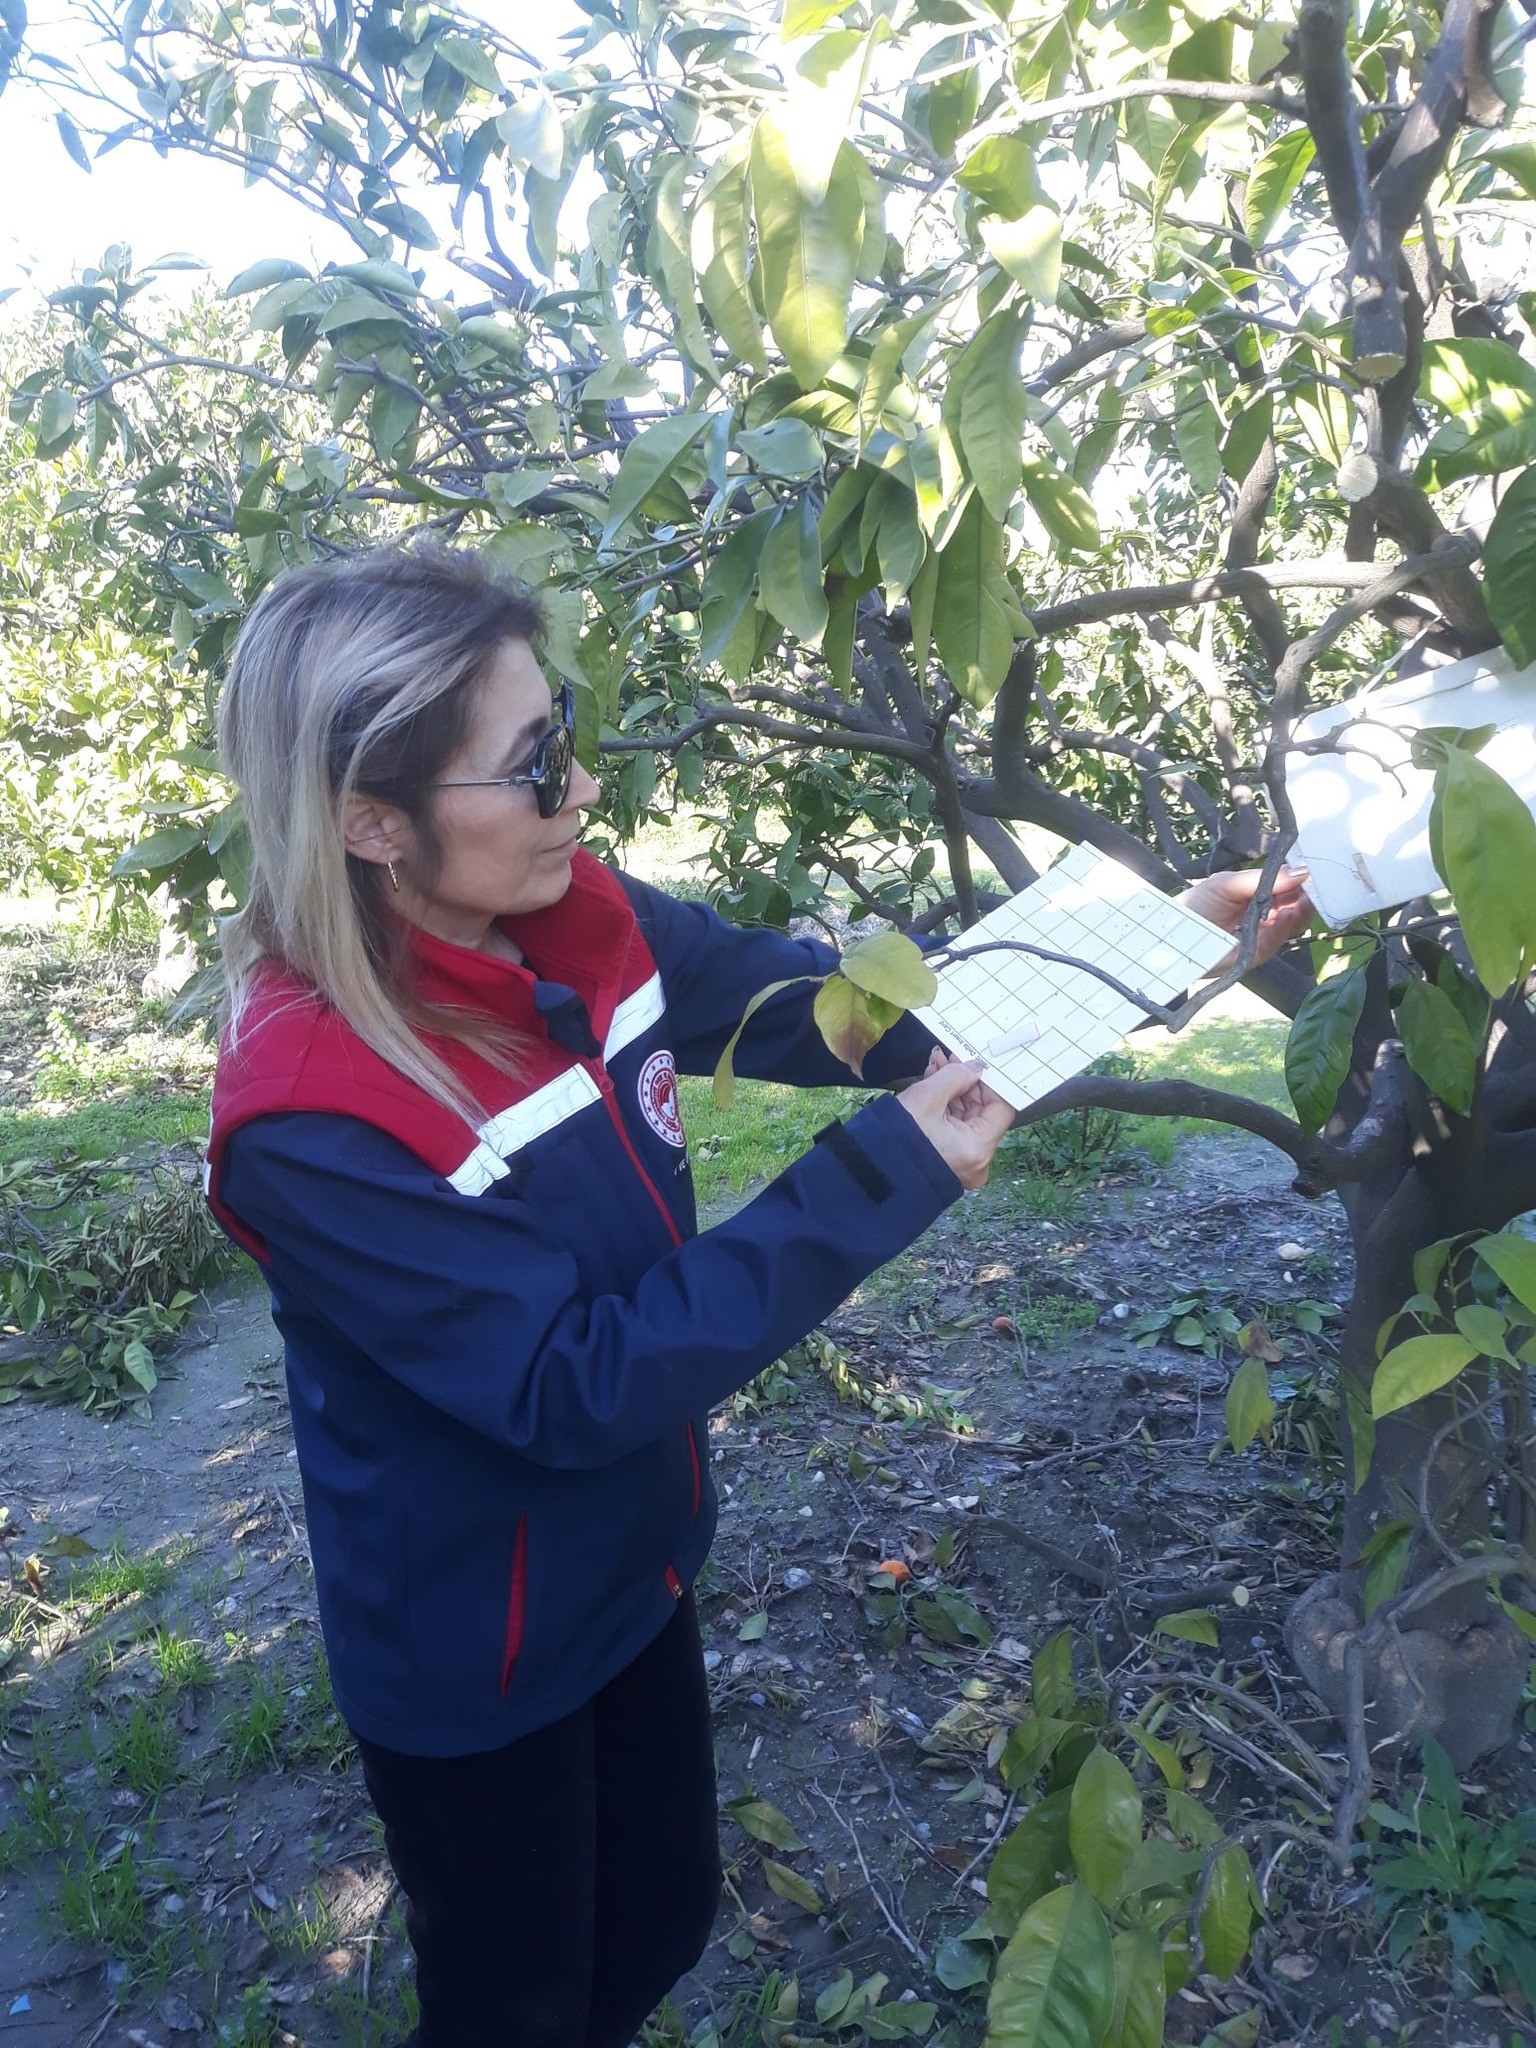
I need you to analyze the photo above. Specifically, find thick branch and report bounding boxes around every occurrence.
[1298,0,1372,241]
[1006,1073,1385,1197]
[1026,559,1388,637]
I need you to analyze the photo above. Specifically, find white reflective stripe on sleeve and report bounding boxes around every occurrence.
[447,1142,512,1197]
[447,1064,603,1195]
[603,972,666,1062]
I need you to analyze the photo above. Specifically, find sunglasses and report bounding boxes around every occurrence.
[430,683,576,819]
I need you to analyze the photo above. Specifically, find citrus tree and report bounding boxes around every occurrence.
[6,0,1536,1824]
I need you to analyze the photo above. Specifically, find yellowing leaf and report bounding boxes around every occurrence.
[1371,1333,1478,1418]
[763,1857,823,1912]
[813,975,901,1077]
[839,929,937,1009]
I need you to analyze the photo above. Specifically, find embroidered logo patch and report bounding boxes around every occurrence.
[637,1050,686,1148]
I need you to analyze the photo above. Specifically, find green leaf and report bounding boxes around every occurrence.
[693,155,768,371]
[840,930,937,1009]
[1068,1746,1142,1905]
[1431,746,1536,995]
[959,134,1043,217]
[1019,456,1099,553]
[601,413,712,549]
[224,258,310,297]
[35,387,81,456]
[738,418,823,479]
[725,1796,807,1852]
[1417,339,1536,489]
[750,113,864,389]
[987,1883,1116,2048]
[934,496,1027,709]
[737,1609,769,1640]
[170,565,241,612]
[858,314,929,455]
[1242,128,1314,245]
[873,481,926,605]
[953,309,1028,520]
[700,513,773,665]
[457,314,523,360]
[1474,1230,1536,1316]
[1198,1845,1257,1979]
[1284,965,1367,1134]
[1496,1594,1536,1643]
[934,1937,992,1991]
[1031,1630,1075,1722]
[1106,1928,1166,2048]
[1398,976,1479,1117]
[120,1339,157,1393]
[782,0,847,34]
[1221,392,1273,483]
[981,208,1062,302]
[1483,463,1536,668]
[1001,1716,1078,1788]
[55,109,92,173]
[1360,1518,1412,1617]
[988,1791,1073,1928]
[1371,1333,1478,1419]
[908,541,939,679]
[713,976,820,1107]
[436,33,503,94]
[763,1857,823,1912]
[758,497,829,643]
[648,154,717,376]
[1173,374,1223,496]
[110,825,204,877]
[813,975,901,1077]
[1225,1355,1274,1454]
[1154,1609,1220,1647]
[497,91,563,180]
[817,1970,856,2022]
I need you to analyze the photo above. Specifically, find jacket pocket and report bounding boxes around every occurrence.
[500,1512,529,1697]
[685,1421,702,1520]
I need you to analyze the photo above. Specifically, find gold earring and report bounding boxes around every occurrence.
[386,860,401,893]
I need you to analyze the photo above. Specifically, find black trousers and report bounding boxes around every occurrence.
[352,1594,722,2048]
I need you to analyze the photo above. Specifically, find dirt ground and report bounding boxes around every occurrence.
[1,1129,1533,2048]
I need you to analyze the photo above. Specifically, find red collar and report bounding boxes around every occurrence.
[403,850,638,1045]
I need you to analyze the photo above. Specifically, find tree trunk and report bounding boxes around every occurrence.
[1285,1056,1532,1767]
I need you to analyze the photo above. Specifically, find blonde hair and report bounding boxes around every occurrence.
[217,539,546,1125]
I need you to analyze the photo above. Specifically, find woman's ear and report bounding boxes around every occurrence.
[342,791,410,870]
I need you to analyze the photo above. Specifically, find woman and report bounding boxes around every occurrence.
[204,540,1308,2048]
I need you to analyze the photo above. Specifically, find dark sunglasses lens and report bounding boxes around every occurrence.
[537,725,574,818]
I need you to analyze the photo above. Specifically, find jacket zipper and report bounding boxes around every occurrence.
[685,1420,702,1519]
[500,1512,528,1696]
[585,1060,683,1249]
[584,1059,692,1599]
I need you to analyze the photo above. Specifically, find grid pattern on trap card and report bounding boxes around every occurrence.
[912,844,1232,1113]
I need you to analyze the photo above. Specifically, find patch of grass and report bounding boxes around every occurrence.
[285,1641,355,1774]
[316,1966,418,2048]
[224,1667,286,1776]
[1133,1003,1290,1112]
[53,1831,154,1956]
[1007,1292,1099,1347]
[0,1087,213,1169]
[98,1697,181,1800]
[677,1076,867,1206]
[216,1980,284,2048]
[66,1539,187,1614]
[151,1624,216,1692]
[261,1879,342,1959]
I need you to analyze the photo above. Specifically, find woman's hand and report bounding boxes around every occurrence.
[1179,865,1314,973]
[896,1048,1017,1190]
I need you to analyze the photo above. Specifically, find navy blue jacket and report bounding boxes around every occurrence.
[207,855,955,1755]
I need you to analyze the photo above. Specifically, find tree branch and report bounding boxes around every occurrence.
[1026,559,1391,638]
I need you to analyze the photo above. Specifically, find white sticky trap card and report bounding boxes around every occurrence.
[1287,646,1536,927]
[912,844,1232,1113]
